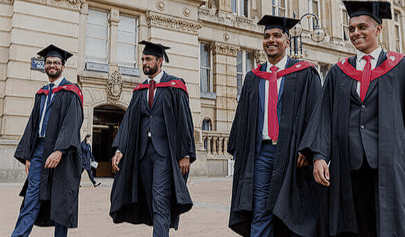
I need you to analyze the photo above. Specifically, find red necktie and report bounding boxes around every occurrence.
[360,55,372,101]
[148,79,155,108]
[268,65,279,142]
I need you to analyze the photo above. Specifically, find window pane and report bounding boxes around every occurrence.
[118,16,137,67]
[237,74,243,95]
[88,9,108,26]
[200,69,210,92]
[243,0,248,17]
[86,25,108,39]
[86,9,108,64]
[246,52,254,72]
[237,51,243,72]
[232,0,237,14]
[117,43,135,67]
[200,43,210,67]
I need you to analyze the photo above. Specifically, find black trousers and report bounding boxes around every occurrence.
[336,162,378,237]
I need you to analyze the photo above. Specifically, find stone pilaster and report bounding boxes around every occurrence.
[210,41,239,132]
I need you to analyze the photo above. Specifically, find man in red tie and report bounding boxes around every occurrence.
[109,40,195,237]
[228,15,323,237]
[299,1,405,236]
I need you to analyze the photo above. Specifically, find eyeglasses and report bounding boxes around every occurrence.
[45,60,62,66]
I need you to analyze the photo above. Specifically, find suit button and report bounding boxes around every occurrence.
[361,105,366,109]
[360,125,365,129]
[150,115,153,118]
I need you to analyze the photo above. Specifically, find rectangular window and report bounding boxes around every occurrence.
[86,9,108,64]
[342,9,350,41]
[117,15,138,68]
[308,0,320,30]
[394,11,403,52]
[237,50,254,96]
[200,43,211,93]
[232,0,249,17]
[272,0,286,16]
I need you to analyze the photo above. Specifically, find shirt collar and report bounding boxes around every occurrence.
[50,76,64,87]
[266,55,288,72]
[148,70,164,83]
[356,46,382,62]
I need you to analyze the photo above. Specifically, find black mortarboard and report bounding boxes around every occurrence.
[139,40,171,63]
[257,15,300,35]
[37,44,73,61]
[343,1,392,24]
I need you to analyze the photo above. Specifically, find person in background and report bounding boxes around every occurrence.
[80,134,101,187]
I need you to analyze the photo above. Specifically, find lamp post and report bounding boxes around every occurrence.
[289,10,326,58]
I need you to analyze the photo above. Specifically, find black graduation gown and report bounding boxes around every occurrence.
[14,79,83,228]
[228,58,326,237]
[109,73,196,229]
[299,51,405,236]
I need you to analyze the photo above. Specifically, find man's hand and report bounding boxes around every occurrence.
[297,153,309,168]
[44,150,62,168]
[112,152,123,171]
[313,159,330,186]
[25,160,31,175]
[178,157,190,175]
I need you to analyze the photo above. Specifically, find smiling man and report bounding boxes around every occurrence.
[299,1,405,237]
[11,44,83,237]
[228,15,324,237]
[109,40,196,237]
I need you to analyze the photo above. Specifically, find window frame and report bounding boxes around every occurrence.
[117,14,138,68]
[231,0,250,17]
[271,0,286,17]
[236,50,255,96]
[85,8,109,65]
[199,42,213,95]
[394,11,403,52]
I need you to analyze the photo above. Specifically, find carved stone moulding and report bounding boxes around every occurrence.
[106,70,123,103]
[254,49,267,64]
[146,11,202,35]
[183,7,191,17]
[0,0,12,5]
[23,0,84,10]
[156,1,165,11]
[210,41,240,57]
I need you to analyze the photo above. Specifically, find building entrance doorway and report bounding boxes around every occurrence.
[92,105,125,177]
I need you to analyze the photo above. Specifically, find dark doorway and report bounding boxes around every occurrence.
[92,105,125,177]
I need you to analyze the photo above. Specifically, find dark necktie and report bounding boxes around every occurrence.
[47,83,54,103]
[268,65,279,142]
[148,79,156,108]
[360,55,372,101]
[40,83,54,137]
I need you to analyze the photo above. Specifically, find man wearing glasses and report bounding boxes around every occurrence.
[11,44,83,237]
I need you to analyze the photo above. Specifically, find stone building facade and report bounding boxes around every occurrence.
[0,0,404,181]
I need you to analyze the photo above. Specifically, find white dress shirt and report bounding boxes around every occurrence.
[262,55,288,140]
[38,75,64,137]
[355,46,382,96]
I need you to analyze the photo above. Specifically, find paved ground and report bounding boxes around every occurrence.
[0,177,239,237]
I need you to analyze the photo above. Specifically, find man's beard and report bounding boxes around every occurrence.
[143,64,158,75]
[45,68,62,79]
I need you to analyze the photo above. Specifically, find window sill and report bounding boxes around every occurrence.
[201,92,217,100]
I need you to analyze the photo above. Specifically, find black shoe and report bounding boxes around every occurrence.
[94,182,101,187]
